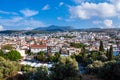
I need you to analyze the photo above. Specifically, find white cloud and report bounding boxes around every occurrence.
[93,19,114,28]
[59,2,64,6]
[0,25,4,31]
[57,17,62,20]
[20,9,39,17]
[69,1,120,19]
[42,4,50,10]
[0,10,18,15]
[110,0,120,3]
[0,17,46,30]
[73,0,84,4]
[104,19,113,28]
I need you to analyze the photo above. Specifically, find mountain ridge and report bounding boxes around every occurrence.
[33,25,74,31]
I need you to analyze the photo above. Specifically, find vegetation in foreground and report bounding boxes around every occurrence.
[0,41,120,80]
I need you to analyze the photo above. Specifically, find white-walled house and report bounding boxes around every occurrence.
[17,49,26,59]
[30,45,47,53]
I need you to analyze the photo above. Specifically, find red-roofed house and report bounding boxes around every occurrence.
[30,44,47,53]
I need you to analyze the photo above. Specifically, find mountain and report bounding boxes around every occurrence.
[0,27,120,35]
[34,25,74,31]
[0,30,22,34]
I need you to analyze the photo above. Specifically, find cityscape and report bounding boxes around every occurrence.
[0,0,120,80]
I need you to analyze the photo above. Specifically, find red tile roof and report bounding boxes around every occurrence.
[31,45,47,49]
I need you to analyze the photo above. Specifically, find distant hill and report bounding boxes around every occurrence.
[0,27,120,34]
[0,30,22,34]
[34,25,74,31]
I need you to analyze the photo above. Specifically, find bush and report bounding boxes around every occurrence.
[97,55,108,62]
[86,60,104,74]
[98,60,120,80]
[5,50,21,61]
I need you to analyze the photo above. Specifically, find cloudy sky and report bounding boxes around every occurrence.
[0,0,120,30]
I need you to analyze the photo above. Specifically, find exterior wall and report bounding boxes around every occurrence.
[31,48,47,53]
[17,49,26,57]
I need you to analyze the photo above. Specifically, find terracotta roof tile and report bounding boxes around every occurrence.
[31,45,47,49]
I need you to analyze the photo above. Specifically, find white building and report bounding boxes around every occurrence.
[30,44,47,53]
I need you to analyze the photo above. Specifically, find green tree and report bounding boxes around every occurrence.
[99,41,104,52]
[35,51,46,62]
[108,45,114,61]
[0,57,20,80]
[52,52,60,62]
[21,65,34,73]
[97,54,108,62]
[50,57,80,80]
[70,42,86,48]
[106,48,109,58]
[74,54,83,63]
[98,60,120,80]
[23,66,49,80]
[25,49,33,56]
[86,60,104,74]
[6,50,21,61]
[91,52,99,61]
[47,53,54,62]
[81,46,86,59]
[33,66,49,80]
[0,49,4,57]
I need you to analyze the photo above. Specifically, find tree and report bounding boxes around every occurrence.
[99,41,104,52]
[98,60,120,80]
[0,57,20,80]
[23,66,49,80]
[97,55,108,62]
[108,45,114,61]
[52,52,60,62]
[81,46,86,59]
[106,48,109,58]
[91,52,99,61]
[0,49,4,57]
[74,54,83,63]
[25,49,33,56]
[35,51,46,62]
[6,50,21,61]
[70,42,86,48]
[86,60,120,80]
[33,66,49,80]
[50,57,80,80]
[21,65,33,73]
[1,44,13,50]
[86,60,104,74]
[47,53,54,62]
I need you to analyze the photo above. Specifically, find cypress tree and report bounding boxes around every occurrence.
[81,46,85,58]
[108,45,113,60]
[99,41,104,52]
[106,48,109,58]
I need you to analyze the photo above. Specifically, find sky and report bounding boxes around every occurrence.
[0,0,120,30]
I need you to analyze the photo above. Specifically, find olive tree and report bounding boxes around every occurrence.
[50,57,80,80]
[0,57,20,80]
